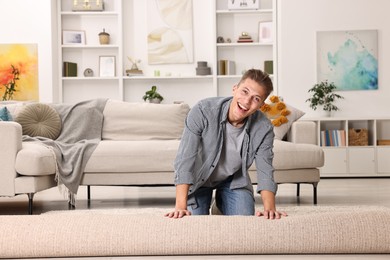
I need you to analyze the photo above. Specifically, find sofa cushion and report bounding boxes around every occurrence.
[15,142,56,176]
[261,96,305,140]
[0,106,12,121]
[272,103,305,140]
[84,140,180,173]
[102,100,190,141]
[15,103,62,139]
[0,101,35,119]
[250,139,324,171]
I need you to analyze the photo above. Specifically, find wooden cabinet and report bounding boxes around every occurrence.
[377,147,390,174]
[322,148,347,175]
[348,147,375,175]
[305,117,390,177]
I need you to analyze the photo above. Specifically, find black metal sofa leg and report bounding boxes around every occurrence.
[27,193,34,215]
[87,185,92,208]
[296,182,318,205]
[313,182,318,205]
[87,185,91,201]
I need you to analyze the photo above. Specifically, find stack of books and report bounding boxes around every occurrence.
[218,60,235,75]
[63,61,77,77]
[237,33,253,43]
[320,129,346,147]
[126,69,143,77]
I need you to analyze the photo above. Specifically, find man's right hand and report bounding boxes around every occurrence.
[165,184,191,218]
[164,209,192,218]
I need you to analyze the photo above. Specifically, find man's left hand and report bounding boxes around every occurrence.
[256,209,287,219]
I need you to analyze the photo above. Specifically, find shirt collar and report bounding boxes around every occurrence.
[221,97,253,131]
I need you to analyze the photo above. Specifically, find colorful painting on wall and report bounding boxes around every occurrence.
[147,0,194,64]
[317,30,378,91]
[0,44,39,101]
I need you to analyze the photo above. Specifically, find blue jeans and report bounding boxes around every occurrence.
[188,177,255,216]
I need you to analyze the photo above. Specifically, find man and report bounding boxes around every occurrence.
[165,69,287,219]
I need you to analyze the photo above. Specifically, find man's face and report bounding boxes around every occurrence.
[228,78,267,127]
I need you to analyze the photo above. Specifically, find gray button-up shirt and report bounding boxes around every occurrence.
[174,97,277,204]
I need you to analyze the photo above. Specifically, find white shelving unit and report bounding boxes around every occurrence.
[215,0,277,97]
[304,117,390,177]
[58,0,123,103]
[57,0,277,105]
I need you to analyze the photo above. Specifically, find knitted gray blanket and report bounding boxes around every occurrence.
[23,98,108,204]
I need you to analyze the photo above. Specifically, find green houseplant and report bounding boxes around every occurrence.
[306,81,344,114]
[143,85,164,104]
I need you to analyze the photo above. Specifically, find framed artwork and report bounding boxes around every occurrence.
[0,44,39,101]
[317,30,378,90]
[228,0,260,10]
[99,56,116,77]
[258,21,273,43]
[62,30,86,45]
[147,0,194,64]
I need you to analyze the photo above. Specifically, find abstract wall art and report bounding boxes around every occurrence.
[0,44,39,101]
[317,30,378,91]
[147,0,194,64]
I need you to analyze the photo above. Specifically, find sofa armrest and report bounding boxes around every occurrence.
[0,121,23,196]
[287,120,317,145]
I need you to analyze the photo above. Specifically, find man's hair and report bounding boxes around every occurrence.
[238,69,273,97]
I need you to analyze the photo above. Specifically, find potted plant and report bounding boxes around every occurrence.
[306,80,344,115]
[143,85,164,104]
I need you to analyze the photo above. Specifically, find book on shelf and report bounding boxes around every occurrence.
[63,61,77,77]
[264,60,273,75]
[218,60,235,75]
[320,129,346,147]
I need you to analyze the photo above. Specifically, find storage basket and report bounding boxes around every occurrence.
[348,128,368,146]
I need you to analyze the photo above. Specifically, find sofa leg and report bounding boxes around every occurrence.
[87,185,91,202]
[296,183,300,197]
[27,193,34,215]
[313,182,318,205]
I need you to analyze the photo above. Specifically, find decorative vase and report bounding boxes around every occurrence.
[320,109,332,117]
[149,98,162,104]
[99,29,110,44]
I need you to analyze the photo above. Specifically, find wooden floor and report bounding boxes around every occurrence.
[1,178,390,259]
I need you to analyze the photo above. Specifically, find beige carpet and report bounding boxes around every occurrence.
[0,206,390,258]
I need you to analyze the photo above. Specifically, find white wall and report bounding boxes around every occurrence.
[277,0,390,118]
[0,0,58,102]
[3,0,390,112]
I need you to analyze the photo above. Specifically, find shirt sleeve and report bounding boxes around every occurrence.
[255,127,278,194]
[174,103,205,185]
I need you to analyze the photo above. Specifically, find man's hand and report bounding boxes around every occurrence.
[258,190,287,219]
[165,184,191,218]
[256,209,287,219]
[165,209,192,218]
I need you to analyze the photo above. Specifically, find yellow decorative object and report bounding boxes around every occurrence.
[260,95,291,127]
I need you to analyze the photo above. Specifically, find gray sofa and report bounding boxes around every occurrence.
[0,99,324,214]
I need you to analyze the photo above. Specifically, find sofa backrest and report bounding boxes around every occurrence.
[102,99,190,141]
[0,101,35,120]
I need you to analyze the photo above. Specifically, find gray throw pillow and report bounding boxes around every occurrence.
[15,103,62,139]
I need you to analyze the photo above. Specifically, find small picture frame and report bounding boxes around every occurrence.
[99,56,116,77]
[62,30,86,45]
[258,21,273,43]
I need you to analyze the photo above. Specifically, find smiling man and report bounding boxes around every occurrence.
[165,69,287,219]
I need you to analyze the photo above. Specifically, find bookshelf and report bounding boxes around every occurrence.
[304,117,390,177]
[215,0,277,97]
[57,0,277,105]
